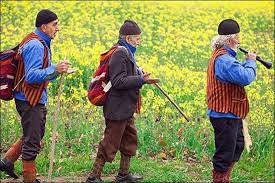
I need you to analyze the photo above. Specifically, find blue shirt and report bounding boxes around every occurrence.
[207,45,257,119]
[15,29,57,104]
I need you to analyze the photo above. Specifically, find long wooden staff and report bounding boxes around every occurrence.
[48,73,64,182]
[138,65,190,122]
[154,83,190,122]
[242,119,252,153]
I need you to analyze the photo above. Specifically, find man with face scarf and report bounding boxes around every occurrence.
[86,20,159,183]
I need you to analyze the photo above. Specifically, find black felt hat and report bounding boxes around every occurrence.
[35,9,58,27]
[119,20,141,35]
[218,19,240,35]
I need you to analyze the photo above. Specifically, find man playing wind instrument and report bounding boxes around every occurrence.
[206,19,257,183]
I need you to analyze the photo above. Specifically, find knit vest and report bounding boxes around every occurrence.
[206,48,249,119]
[14,32,49,106]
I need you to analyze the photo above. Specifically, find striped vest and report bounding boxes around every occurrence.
[206,48,249,119]
[14,33,49,106]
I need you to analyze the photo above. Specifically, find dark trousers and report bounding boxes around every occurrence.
[210,117,244,172]
[97,118,138,162]
[15,99,47,161]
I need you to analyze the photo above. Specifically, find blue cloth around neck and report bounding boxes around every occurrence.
[118,40,144,84]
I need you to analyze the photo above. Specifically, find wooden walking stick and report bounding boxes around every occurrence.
[48,73,64,182]
[242,119,252,153]
[47,62,75,181]
[154,83,190,122]
[137,66,190,122]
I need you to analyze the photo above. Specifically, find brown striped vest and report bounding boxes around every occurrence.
[14,32,49,106]
[206,48,249,119]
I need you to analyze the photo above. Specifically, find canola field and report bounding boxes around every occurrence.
[0,1,274,181]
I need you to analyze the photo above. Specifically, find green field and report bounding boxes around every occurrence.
[0,1,274,182]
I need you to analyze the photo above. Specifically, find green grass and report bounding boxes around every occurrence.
[2,152,273,182]
[0,104,274,181]
[0,1,274,182]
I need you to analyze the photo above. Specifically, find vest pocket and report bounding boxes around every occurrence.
[232,98,247,103]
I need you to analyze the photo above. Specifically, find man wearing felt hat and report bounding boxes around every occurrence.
[206,19,257,182]
[0,9,69,182]
[85,20,159,183]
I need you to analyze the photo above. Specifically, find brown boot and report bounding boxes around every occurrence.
[119,153,130,175]
[5,138,23,163]
[86,155,105,182]
[22,160,37,183]
[115,154,143,182]
[212,169,230,183]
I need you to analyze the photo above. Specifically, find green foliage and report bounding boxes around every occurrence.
[0,1,274,181]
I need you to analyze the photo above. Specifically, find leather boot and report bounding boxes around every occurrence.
[86,155,105,183]
[212,169,230,183]
[85,176,103,183]
[0,139,22,178]
[22,160,37,183]
[24,179,41,183]
[115,173,143,183]
[115,154,143,183]
[0,158,18,178]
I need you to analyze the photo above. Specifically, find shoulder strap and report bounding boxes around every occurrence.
[18,33,47,52]
[14,32,49,90]
[116,45,141,71]
[116,46,130,58]
[20,33,44,45]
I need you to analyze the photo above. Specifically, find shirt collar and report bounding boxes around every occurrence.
[124,41,136,55]
[223,45,237,57]
[119,40,137,55]
[34,28,51,48]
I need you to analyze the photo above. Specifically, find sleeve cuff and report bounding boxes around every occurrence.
[45,65,59,80]
[140,76,145,85]
[246,58,256,62]
[245,59,257,68]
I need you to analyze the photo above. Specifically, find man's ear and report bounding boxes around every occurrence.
[40,24,47,32]
[226,38,232,46]
[125,35,131,43]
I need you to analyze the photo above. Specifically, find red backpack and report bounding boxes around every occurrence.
[0,34,45,101]
[88,45,125,106]
[0,46,19,100]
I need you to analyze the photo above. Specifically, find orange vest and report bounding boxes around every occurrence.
[14,33,49,106]
[206,48,249,119]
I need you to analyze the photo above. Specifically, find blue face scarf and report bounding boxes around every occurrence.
[118,40,137,61]
[124,41,136,55]
[118,40,142,75]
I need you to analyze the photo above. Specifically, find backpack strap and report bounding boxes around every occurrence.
[116,45,143,75]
